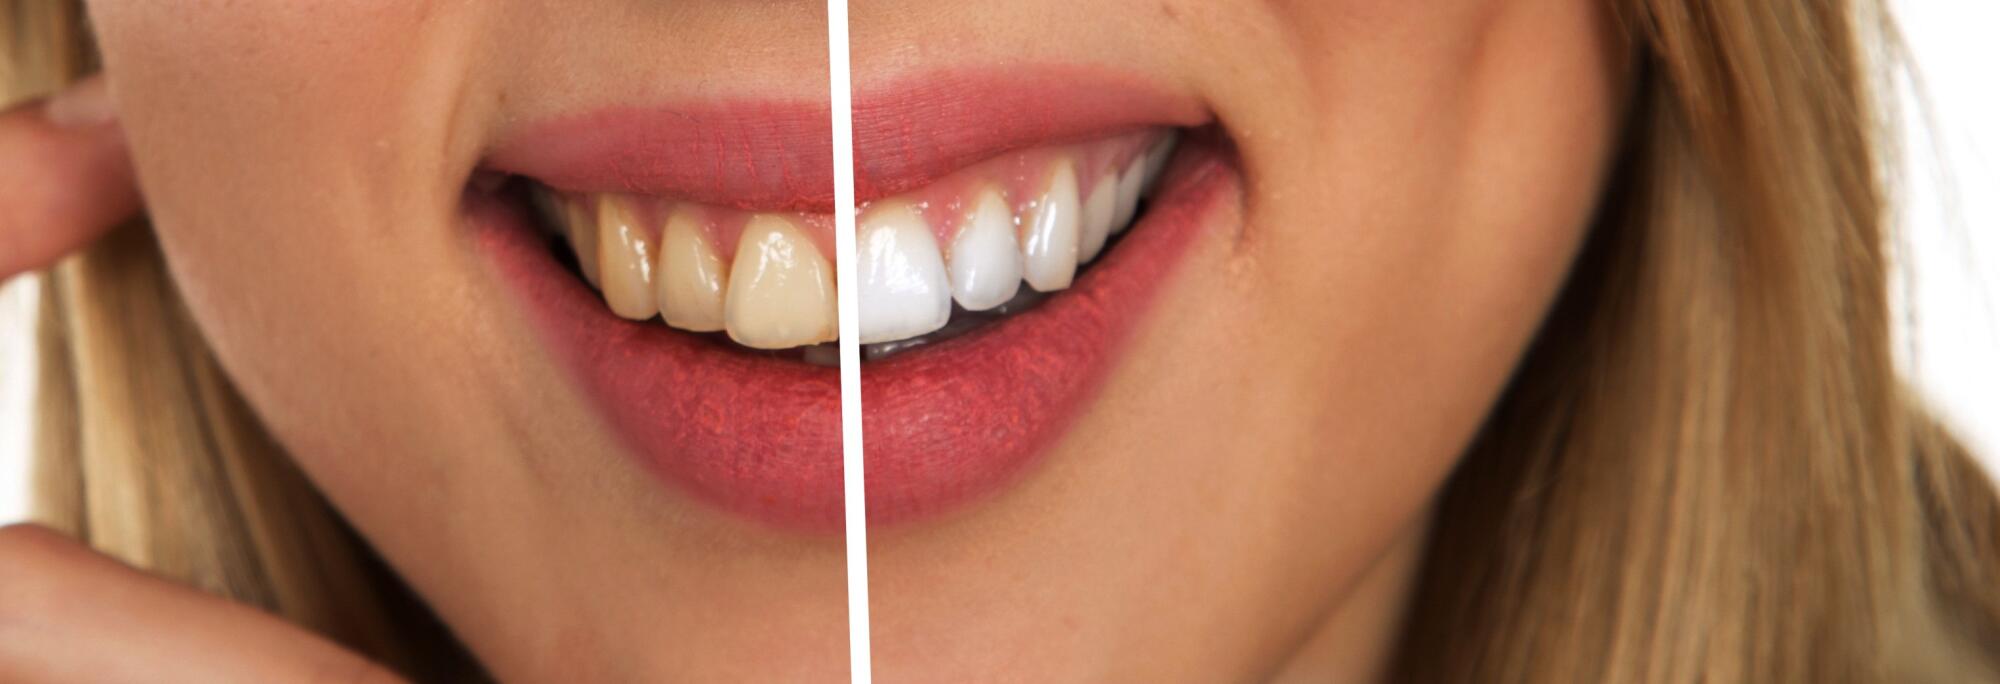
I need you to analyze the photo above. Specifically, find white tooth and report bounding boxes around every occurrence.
[568,200,601,287]
[948,188,1024,311]
[1110,160,1145,235]
[1078,170,1117,263]
[1020,161,1081,291]
[724,214,837,349]
[655,206,728,332]
[857,201,951,344]
[596,196,657,320]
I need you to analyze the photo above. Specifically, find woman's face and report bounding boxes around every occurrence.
[86,0,1623,679]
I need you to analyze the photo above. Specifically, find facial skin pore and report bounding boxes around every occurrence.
[75,0,1623,679]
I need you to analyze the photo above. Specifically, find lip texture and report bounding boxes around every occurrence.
[475,70,1231,530]
[487,67,1207,211]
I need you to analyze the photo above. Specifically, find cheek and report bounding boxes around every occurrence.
[83,2,495,463]
[1217,0,1623,575]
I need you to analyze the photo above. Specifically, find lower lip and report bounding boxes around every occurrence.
[472,136,1236,531]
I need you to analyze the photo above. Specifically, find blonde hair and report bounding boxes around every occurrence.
[1393,1,2000,681]
[7,0,1996,681]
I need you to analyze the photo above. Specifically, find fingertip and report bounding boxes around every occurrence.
[0,83,140,278]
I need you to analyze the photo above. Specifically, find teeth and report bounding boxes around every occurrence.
[856,201,951,344]
[545,130,1176,353]
[1020,161,1082,292]
[568,200,602,287]
[596,196,659,320]
[947,188,1024,311]
[724,214,838,350]
[1078,170,1118,264]
[1110,160,1145,236]
[1141,134,1177,197]
[655,206,728,332]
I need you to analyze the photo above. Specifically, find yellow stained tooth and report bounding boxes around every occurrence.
[724,214,836,349]
[596,195,657,320]
[567,199,601,287]
[655,207,728,332]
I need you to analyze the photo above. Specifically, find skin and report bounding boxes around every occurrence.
[0,0,1625,680]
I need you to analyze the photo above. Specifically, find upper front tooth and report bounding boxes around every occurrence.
[724,214,837,349]
[857,201,951,344]
[1020,160,1082,291]
[655,206,728,332]
[597,195,658,320]
[1078,169,1118,263]
[1110,160,1145,235]
[948,187,1024,311]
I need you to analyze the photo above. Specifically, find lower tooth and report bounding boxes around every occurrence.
[724,215,837,350]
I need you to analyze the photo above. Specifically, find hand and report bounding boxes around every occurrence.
[0,75,142,280]
[0,524,405,683]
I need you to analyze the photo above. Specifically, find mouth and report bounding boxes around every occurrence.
[470,70,1237,530]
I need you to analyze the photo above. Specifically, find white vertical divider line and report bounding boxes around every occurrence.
[826,0,873,681]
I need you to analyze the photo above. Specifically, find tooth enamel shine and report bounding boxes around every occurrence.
[1021,161,1082,292]
[724,215,837,349]
[597,195,658,320]
[948,188,1024,311]
[857,202,952,344]
[545,129,1175,351]
[656,206,728,332]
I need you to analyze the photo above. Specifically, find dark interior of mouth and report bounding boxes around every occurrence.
[504,134,1180,367]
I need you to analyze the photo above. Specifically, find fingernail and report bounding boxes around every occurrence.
[44,77,116,128]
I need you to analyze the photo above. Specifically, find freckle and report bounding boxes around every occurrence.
[1160,1,1178,21]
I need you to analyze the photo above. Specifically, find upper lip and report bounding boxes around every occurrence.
[475,66,1227,530]
[485,66,1208,211]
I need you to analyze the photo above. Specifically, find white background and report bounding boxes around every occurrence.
[1,3,1996,523]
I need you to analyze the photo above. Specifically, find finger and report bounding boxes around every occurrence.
[0,524,406,684]
[0,75,142,280]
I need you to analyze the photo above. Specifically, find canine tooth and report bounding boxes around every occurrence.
[597,196,658,320]
[948,188,1023,311]
[568,199,602,287]
[1020,161,1081,291]
[655,207,727,332]
[857,202,951,344]
[1111,160,1145,235]
[1078,169,1117,263]
[724,215,837,349]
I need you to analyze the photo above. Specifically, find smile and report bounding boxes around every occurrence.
[469,69,1237,529]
